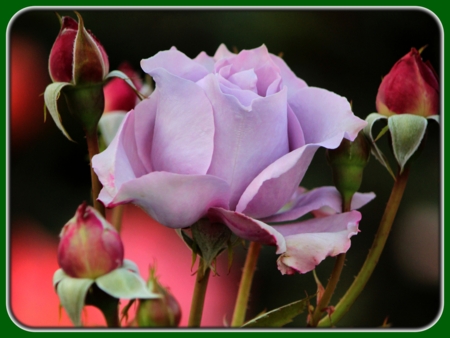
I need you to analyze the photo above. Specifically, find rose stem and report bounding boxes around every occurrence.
[85,129,105,217]
[231,241,262,327]
[188,258,211,327]
[309,197,352,326]
[318,168,409,327]
[111,205,124,232]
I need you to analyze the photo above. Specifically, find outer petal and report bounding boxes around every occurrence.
[198,74,290,209]
[148,68,215,175]
[105,172,231,229]
[141,48,210,82]
[236,144,319,219]
[214,44,235,61]
[262,186,375,223]
[289,87,366,146]
[208,208,286,254]
[274,211,361,274]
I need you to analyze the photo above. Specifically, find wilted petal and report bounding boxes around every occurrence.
[208,208,286,253]
[274,211,361,274]
[106,172,231,229]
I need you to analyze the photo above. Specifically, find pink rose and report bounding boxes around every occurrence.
[93,45,370,274]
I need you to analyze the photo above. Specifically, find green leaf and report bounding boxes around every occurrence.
[363,113,395,179]
[95,267,161,300]
[107,70,146,100]
[388,114,427,174]
[54,272,94,326]
[44,82,73,141]
[242,296,313,327]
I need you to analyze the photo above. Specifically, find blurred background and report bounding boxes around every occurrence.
[8,8,441,328]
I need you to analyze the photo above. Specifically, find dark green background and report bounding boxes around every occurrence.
[4,2,445,334]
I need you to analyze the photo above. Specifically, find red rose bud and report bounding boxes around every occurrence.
[49,12,109,85]
[376,47,439,117]
[136,268,181,327]
[57,203,124,279]
[104,62,143,113]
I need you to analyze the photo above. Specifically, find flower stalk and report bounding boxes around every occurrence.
[188,258,211,327]
[318,168,410,327]
[86,129,105,217]
[231,241,262,327]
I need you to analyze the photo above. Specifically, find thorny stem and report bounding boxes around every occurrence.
[188,258,211,327]
[318,168,410,327]
[85,129,105,217]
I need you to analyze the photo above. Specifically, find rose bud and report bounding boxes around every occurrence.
[326,131,370,211]
[136,267,181,327]
[376,47,439,118]
[49,12,109,85]
[57,203,124,279]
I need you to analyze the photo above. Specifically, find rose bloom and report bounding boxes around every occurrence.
[93,44,369,274]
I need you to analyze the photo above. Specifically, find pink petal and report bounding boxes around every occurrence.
[269,53,308,98]
[149,68,215,175]
[274,211,361,274]
[262,186,375,223]
[208,208,286,254]
[289,87,367,146]
[236,144,319,219]
[214,44,235,61]
[198,74,290,209]
[109,172,231,229]
[141,48,210,82]
[93,110,147,204]
[193,51,215,73]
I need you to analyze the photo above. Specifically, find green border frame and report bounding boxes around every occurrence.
[2,1,447,336]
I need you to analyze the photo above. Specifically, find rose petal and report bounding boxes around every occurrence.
[208,208,286,254]
[274,211,361,274]
[141,48,210,82]
[263,186,376,223]
[148,68,215,175]
[214,44,235,61]
[198,74,290,209]
[269,53,308,99]
[194,51,215,73]
[289,87,367,146]
[106,172,231,229]
[93,111,146,202]
[236,144,319,219]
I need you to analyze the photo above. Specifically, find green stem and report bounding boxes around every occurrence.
[309,196,352,327]
[318,168,410,327]
[188,258,211,327]
[85,129,105,217]
[231,241,262,327]
[309,253,346,326]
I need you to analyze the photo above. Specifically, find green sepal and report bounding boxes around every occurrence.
[53,269,94,326]
[44,82,73,141]
[191,219,232,274]
[363,113,396,179]
[106,70,146,101]
[242,295,314,327]
[95,266,161,300]
[388,114,428,174]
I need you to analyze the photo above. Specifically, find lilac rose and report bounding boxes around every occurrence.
[92,44,371,274]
